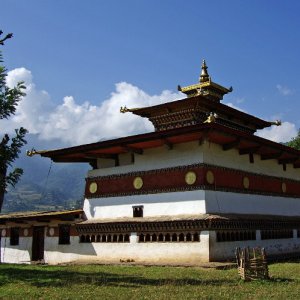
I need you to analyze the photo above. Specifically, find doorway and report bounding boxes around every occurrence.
[32,226,45,261]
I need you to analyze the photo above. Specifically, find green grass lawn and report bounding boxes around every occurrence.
[0,262,299,299]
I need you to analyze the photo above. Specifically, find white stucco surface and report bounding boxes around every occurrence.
[45,242,207,265]
[205,190,300,216]
[202,141,300,180]
[1,237,32,263]
[83,191,206,219]
[89,141,203,177]
[209,231,300,261]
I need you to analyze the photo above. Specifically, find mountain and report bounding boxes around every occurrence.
[2,134,90,213]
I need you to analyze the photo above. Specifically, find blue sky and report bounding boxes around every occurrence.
[1,0,300,147]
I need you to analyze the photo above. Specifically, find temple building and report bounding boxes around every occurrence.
[1,61,300,264]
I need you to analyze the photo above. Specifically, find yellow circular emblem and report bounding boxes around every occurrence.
[89,182,98,194]
[206,170,215,184]
[185,171,197,185]
[133,177,143,190]
[243,177,250,189]
[282,182,287,193]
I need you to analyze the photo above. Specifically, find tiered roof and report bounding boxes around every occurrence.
[29,60,299,169]
[120,61,276,134]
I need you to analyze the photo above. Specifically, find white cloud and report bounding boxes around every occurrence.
[256,121,297,143]
[276,84,293,96]
[2,68,183,145]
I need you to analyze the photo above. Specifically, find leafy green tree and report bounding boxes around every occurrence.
[0,31,27,212]
[286,130,300,150]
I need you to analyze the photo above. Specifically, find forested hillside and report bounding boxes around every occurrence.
[2,134,89,213]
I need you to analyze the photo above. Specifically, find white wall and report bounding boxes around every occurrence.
[209,231,300,261]
[84,191,206,219]
[84,139,300,220]
[89,140,300,180]
[44,232,209,265]
[2,231,300,264]
[0,232,210,264]
[1,237,32,264]
[205,190,300,216]
[89,141,203,177]
[202,141,300,180]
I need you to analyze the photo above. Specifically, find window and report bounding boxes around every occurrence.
[10,227,19,246]
[58,225,70,244]
[261,229,293,240]
[133,206,143,217]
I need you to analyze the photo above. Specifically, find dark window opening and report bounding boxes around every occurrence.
[261,229,293,240]
[158,234,164,241]
[193,233,200,242]
[165,233,170,242]
[133,206,144,218]
[139,234,145,242]
[186,233,192,241]
[59,225,71,245]
[113,234,118,242]
[152,234,157,242]
[124,234,130,242]
[10,227,19,246]
[216,230,256,242]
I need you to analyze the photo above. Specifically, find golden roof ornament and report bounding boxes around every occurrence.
[26,148,49,157]
[178,59,232,102]
[203,112,218,123]
[120,106,140,114]
[199,60,210,83]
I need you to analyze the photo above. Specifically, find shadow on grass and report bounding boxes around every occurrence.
[268,277,294,283]
[0,265,235,288]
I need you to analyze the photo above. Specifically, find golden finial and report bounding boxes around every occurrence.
[199,59,210,83]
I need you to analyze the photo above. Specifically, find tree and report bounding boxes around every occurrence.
[0,31,27,212]
[286,130,300,150]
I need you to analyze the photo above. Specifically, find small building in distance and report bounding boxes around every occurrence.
[1,61,300,264]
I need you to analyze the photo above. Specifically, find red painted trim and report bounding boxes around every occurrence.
[85,164,300,198]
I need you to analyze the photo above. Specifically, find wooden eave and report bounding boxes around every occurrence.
[0,209,84,224]
[39,123,300,168]
[128,95,270,130]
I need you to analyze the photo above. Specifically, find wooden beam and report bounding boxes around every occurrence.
[52,157,97,163]
[222,139,240,151]
[89,160,97,169]
[278,157,299,165]
[123,146,143,155]
[198,129,210,146]
[239,146,260,155]
[249,153,254,164]
[163,139,173,150]
[260,152,282,160]
[84,152,118,160]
